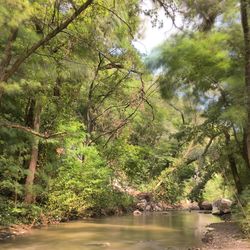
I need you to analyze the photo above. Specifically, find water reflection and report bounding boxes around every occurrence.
[0,211,220,250]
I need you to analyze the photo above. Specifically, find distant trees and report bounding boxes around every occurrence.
[148,0,250,197]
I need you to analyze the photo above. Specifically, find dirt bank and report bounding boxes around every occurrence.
[202,221,250,250]
[0,224,32,240]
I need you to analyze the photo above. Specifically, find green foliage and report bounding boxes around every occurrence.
[0,0,249,231]
[0,196,42,225]
[0,0,143,225]
[151,163,196,204]
[46,127,111,217]
[0,196,17,226]
[240,187,250,235]
[148,31,238,101]
[46,134,134,219]
[147,6,250,212]
[203,174,233,202]
[232,186,250,235]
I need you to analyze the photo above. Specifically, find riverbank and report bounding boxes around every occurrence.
[2,212,249,250]
[0,218,60,241]
[0,211,222,249]
[0,224,32,241]
[202,221,250,249]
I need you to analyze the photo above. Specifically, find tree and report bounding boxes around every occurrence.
[148,29,249,194]
[0,0,142,209]
[0,0,94,84]
[240,0,250,170]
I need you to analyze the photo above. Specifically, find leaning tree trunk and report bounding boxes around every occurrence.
[240,0,250,172]
[24,101,41,204]
[224,131,243,194]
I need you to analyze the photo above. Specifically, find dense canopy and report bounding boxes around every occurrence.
[0,0,250,236]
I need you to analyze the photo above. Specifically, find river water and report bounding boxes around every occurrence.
[1,211,220,250]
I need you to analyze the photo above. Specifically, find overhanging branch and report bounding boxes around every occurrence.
[0,122,66,139]
[1,0,94,82]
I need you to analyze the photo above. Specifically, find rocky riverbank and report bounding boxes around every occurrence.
[0,224,32,241]
[202,222,250,249]
[133,192,183,214]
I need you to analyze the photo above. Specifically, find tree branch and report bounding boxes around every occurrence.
[0,28,19,73]
[0,122,66,139]
[1,0,94,82]
[96,3,134,38]
[166,101,185,124]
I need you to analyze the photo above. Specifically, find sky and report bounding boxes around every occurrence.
[132,1,181,55]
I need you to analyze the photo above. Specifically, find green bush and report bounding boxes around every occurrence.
[47,146,109,218]
[203,174,233,202]
[47,144,134,220]
[0,196,42,226]
[238,186,250,235]
[150,164,195,204]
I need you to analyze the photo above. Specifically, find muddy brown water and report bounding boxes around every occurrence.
[0,211,220,250]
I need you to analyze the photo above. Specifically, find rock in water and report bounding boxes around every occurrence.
[189,202,200,210]
[85,242,111,247]
[199,201,212,210]
[133,210,142,216]
[212,198,232,215]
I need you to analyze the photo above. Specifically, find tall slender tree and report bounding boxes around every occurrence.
[240,0,250,170]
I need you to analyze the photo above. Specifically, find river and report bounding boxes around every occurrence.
[0,211,220,250]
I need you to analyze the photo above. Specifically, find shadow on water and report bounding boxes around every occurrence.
[0,211,220,250]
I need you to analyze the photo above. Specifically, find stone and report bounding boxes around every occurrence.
[145,205,152,211]
[157,201,165,210]
[212,198,233,215]
[136,199,147,211]
[133,210,142,216]
[162,211,169,215]
[199,201,212,210]
[189,202,200,210]
[86,242,111,247]
[154,205,162,212]
[136,192,152,202]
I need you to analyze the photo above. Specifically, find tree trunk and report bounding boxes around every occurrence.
[24,101,41,204]
[240,0,250,171]
[242,129,250,170]
[224,131,243,194]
